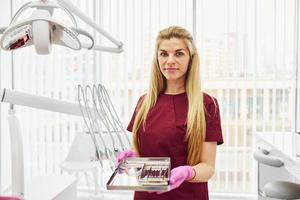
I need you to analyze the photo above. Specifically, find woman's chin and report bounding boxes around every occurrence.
[164,74,185,82]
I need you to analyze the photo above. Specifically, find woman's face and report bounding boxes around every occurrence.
[157,38,191,83]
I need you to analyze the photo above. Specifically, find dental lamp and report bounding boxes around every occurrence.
[0,0,123,54]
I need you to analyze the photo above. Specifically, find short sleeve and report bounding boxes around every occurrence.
[204,94,224,145]
[127,95,145,132]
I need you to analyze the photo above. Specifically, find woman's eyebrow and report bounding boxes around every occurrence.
[175,49,187,52]
[159,49,187,52]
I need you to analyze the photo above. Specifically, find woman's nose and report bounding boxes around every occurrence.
[166,55,175,64]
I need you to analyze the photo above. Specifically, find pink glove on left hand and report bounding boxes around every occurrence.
[148,165,195,194]
[149,165,195,194]
[169,165,195,190]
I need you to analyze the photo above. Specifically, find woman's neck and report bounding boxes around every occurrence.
[164,83,185,95]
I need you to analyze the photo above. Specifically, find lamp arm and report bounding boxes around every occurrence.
[56,0,123,52]
[0,27,6,34]
[10,1,77,27]
[1,88,82,117]
[81,43,123,53]
[70,27,94,49]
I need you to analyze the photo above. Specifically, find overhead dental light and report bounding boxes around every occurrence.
[0,0,123,54]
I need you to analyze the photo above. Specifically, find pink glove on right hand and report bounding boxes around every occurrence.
[115,150,137,167]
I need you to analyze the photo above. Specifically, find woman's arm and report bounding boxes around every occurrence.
[132,147,140,157]
[188,141,217,183]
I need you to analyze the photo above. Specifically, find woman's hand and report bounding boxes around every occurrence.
[115,149,137,167]
[169,165,195,190]
[152,165,195,194]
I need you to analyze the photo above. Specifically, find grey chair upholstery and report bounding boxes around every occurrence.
[262,181,300,199]
[254,148,300,200]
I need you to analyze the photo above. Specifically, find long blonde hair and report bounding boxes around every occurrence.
[132,26,206,166]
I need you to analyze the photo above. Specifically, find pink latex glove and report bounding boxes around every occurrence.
[151,165,195,194]
[169,165,195,190]
[115,149,137,167]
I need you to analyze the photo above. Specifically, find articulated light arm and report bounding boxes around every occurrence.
[57,0,123,53]
[0,27,6,34]
[1,88,82,116]
[10,1,77,26]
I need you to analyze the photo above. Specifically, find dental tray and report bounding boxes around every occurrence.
[106,157,171,191]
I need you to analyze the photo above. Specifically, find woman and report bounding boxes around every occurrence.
[117,26,223,200]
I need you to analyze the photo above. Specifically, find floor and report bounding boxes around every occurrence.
[77,190,258,200]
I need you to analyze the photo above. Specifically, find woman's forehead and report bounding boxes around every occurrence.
[158,38,188,51]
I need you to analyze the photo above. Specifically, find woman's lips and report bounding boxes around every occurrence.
[164,68,179,71]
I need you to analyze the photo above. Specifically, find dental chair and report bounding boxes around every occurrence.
[254,149,300,199]
[60,132,100,193]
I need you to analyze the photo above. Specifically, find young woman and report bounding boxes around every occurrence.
[117,26,223,200]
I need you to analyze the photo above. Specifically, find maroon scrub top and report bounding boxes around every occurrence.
[127,92,223,200]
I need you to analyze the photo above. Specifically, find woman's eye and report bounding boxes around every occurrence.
[175,52,184,56]
[160,52,168,57]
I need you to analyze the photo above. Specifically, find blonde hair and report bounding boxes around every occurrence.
[132,26,206,166]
